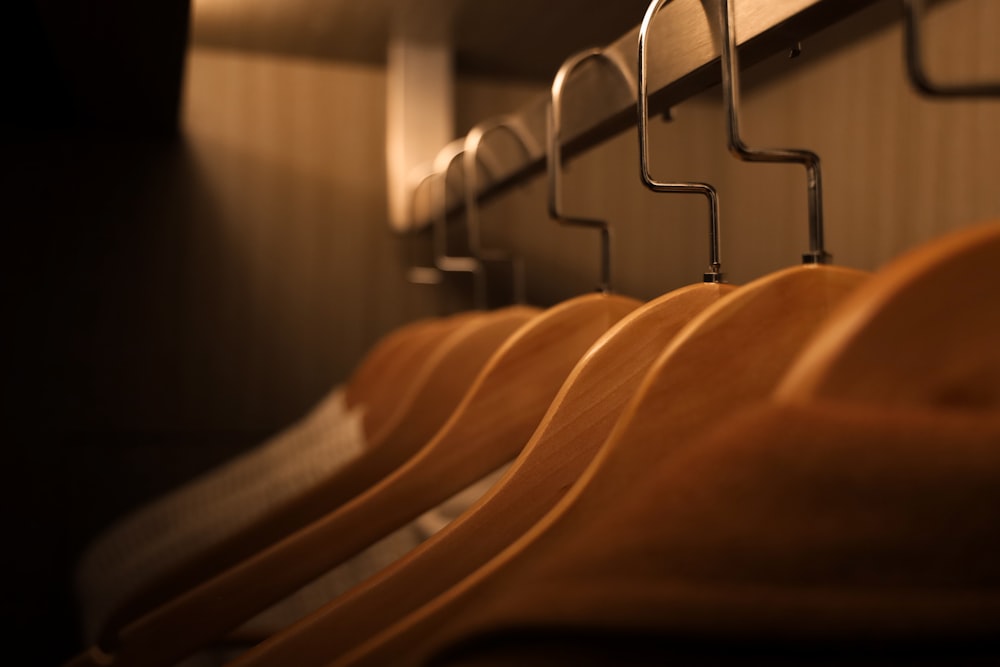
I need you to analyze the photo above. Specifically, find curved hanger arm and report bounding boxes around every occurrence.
[549,48,637,293]
[777,220,1000,407]
[345,315,470,432]
[638,0,722,282]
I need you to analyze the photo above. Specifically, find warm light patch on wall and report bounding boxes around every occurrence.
[181,47,386,191]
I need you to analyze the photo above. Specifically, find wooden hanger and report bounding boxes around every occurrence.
[362,307,538,454]
[81,305,535,662]
[413,11,1000,655]
[228,32,738,663]
[72,292,639,667]
[775,220,1000,409]
[324,1,876,661]
[400,6,1000,660]
[228,281,736,667]
[327,262,870,667]
[418,221,1000,667]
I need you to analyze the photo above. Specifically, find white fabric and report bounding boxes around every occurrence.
[413,464,511,538]
[76,386,377,641]
[76,383,508,665]
[232,469,510,639]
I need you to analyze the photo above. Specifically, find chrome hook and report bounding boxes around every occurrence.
[550,48,638,294]
[432,139,486,308]
[638,0,724,283]
[903,0,1000,97]
[464,115,541,304]
[405,169,444,286]
[718,0,831,265]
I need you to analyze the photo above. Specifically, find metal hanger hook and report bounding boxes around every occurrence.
[405,169,445,286]
[550,48,638,294]
[463,115,541,304]
[638,0,723,283]
[717,0,830,265]
[432,139,487,308]
[902,0,1000,97]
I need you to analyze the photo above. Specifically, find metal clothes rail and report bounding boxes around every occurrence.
[407,0,880,230]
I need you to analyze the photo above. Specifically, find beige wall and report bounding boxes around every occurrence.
[177,49,544,429]
[177,0,999,431]
[180,50,393,429]
[458,0,1000,301]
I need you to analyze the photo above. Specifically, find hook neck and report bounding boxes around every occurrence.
[703,270,724,283]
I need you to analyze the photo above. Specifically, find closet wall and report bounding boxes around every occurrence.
[8,0,996,663]
[178,48,544,432]
[5,2,196,663]
[179,0,999,433]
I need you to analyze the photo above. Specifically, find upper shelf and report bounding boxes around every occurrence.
[190,0,654,80]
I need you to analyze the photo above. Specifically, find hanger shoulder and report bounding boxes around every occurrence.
[432,293,640,449]
[515,284,736,473]
[777,220,1000,408]
[366,306,539,449]
[230,283,732,667]
[344,316,439,413]
[109,294,638,667]
[346,312,480,438]
[331,294,641,552]
[600,264,870,476]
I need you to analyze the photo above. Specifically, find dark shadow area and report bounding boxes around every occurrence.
[0,2,239,664]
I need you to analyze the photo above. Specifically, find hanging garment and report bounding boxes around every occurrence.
[75,384,504,656]
[76,386,371,642]
[86,307,535,655]
[69,294,639,667]
[230,283,735,667]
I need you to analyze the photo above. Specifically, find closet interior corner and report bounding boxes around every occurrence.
[9,0,998,666]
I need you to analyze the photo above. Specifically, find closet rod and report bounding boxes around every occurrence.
[409,0,879,230]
